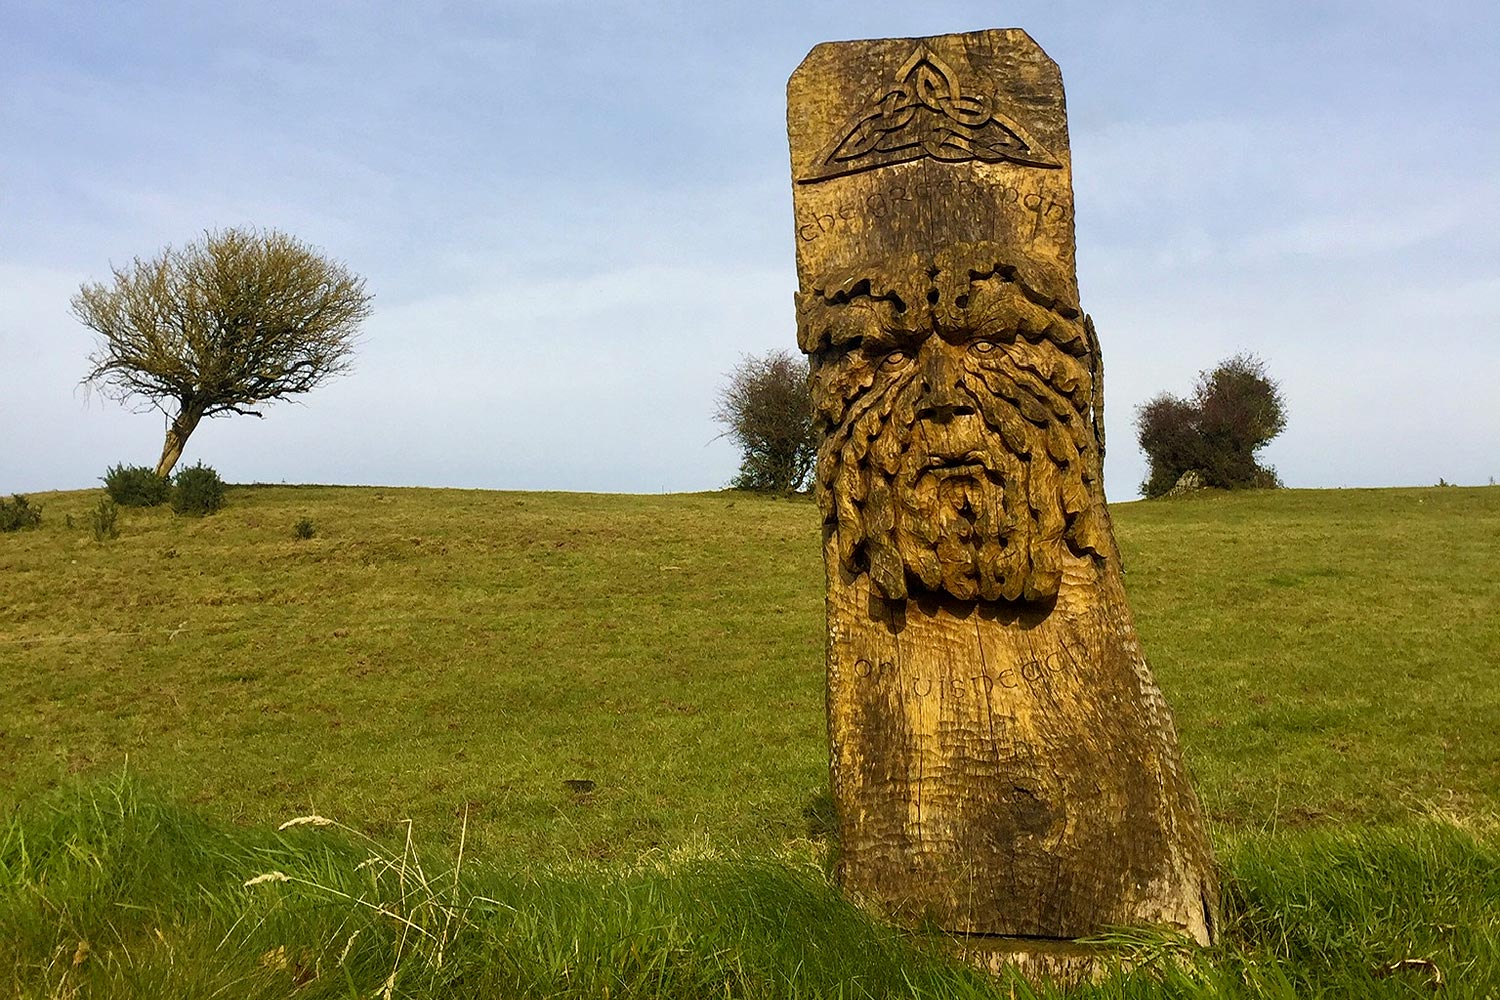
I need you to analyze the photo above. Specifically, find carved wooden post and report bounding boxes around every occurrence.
[787,30,1219,955]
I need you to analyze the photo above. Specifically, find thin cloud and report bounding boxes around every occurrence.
[2,4,1497,497]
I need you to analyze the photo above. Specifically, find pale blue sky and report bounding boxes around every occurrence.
[3,1,1497,497]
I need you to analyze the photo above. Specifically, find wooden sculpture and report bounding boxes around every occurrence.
[787,30,1219,950]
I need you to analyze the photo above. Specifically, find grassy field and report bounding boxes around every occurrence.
[2,486,828,860]
[2,484,1498,996]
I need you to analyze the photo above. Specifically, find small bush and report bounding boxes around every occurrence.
[0,494,43,532]
[293,518,315,540]
[89,498,120,541]
[171,462,226,516]
[715,350,816,493]
[1136,353,1286,498]
[102,464,170,506]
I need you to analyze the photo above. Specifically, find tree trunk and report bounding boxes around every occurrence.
[155,408,202,478]
[787,29,1220,955]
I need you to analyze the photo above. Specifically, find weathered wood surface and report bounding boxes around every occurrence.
[789,32,1077,300]
[788,29,1218,946]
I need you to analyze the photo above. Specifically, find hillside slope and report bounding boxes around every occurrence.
[3,485,1496,858]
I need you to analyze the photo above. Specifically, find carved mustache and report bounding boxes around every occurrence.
[922,450,996,471]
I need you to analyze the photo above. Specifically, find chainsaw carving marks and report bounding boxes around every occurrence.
[798,48,1062,184]
[798,242,1108,603]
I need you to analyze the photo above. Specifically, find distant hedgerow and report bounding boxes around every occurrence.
[0,494,43,532]
[103,464,170,507]
[171,463,226,517]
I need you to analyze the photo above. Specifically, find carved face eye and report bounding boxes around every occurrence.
[880,350,910,369]
[970,340,999,355]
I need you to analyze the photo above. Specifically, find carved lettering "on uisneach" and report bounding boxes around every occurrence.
[848,643,1083,696]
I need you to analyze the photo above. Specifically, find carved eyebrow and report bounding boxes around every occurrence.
[799,291,903,352]
[850,328,911,352]
[959,280,1089,353]
[942,253,1081,318]
[824,327,877,353]
[817,277,907,313]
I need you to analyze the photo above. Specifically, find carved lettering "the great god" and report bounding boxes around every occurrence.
[798,178,1073,244]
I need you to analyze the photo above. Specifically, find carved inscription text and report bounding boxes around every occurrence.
[846,641,1085,696]
[796,175,1074,244]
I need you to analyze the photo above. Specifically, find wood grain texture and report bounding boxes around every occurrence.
[789,29,1218,945]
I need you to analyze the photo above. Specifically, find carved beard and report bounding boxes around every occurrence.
[819,342,1108,604]
[828,364,1098,605]
[800,244,1112,604]
[894,454,1014,603]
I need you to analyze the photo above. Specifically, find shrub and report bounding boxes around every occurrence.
[171,463,226,516]
[102,464,170,506]
[1136,353,1286,498]
[89,498,120,541]
[714,350,816,493]
[0,494,43,532]
[293,518,315,540]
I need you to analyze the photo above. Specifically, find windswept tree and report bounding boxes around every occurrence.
[74,227,372,477]
[715,350,816,493]
[1136,352,1287,497]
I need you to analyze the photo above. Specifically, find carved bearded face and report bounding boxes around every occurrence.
[797,243,1109,603]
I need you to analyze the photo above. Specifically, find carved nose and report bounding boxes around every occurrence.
[915,341,975,422]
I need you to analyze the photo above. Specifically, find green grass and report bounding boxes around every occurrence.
[1,486,827,860]
[1118,487,1500,826]
[2,778,1496,998]
[2,483,1498,996]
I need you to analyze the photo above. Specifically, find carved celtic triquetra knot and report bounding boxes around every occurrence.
[798,48,1062,183]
